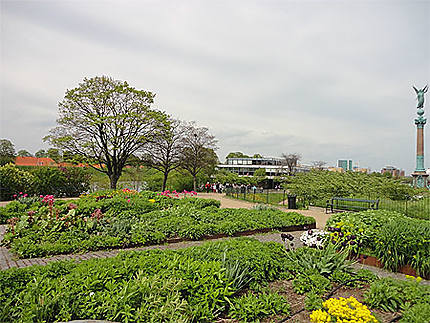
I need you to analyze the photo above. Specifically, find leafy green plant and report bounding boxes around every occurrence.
[305,291,323,311]
[3,191,315,258]
[399,302,430,323]
[292,273,331,295]
[285,244,353,278]
[228,292,290,322]
[364,277,430,312]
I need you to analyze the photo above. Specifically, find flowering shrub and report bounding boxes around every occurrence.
[157,190,198,198]
[300,229,329,248]
[0,164,35,201]
[310,296,378,323]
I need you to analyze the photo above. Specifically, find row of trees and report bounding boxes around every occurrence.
[44,76,218,190]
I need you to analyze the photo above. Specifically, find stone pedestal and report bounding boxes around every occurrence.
[412,171,429,188]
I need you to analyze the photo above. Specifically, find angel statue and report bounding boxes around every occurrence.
[413,85,428,109]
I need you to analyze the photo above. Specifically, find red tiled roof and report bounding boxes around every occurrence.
[15,156,58,167]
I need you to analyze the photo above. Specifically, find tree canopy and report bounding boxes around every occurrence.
[35,149,48,158]
[142,118,186,191]
[45,76,168,189]
[180,122,218,191]
[0,139,16,166]
[17,150,32,157]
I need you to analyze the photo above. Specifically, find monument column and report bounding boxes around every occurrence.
[412,85,429,188]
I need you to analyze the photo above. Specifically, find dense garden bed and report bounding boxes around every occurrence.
[0,190,315,258]
[326,210,430,277]
[1,238,429,322]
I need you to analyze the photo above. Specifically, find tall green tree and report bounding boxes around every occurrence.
[35,149,48,158]
[45,76,168,189]
[17,150,32,157]
[180,122,218,191]
[47,148,62,163]
[142,118,185,191]
[0,139,16,166]
[253,168,267,186]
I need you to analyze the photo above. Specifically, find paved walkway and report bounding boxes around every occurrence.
[197,192,330,228]
[0,224,305,270]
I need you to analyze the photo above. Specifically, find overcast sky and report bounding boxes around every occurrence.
[1,0,429,174]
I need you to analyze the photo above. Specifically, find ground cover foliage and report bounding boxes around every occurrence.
[0,189,314,258]
[285,170,430,219]
[326,210,430,277]
[1,238,429,323]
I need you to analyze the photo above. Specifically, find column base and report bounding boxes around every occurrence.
[411,172,429,188]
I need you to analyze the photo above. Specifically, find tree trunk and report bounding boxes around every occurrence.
[162,172,169,192]
[193,176,197,192]
[109,174,120,189]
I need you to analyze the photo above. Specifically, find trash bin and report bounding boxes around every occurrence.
[287,195,297,209]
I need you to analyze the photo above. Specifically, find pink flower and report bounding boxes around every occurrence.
[127,199,130,203]
[13,194,17,198]
[40,195,43,198]
[23,194,28,197]
[19,192,23,195]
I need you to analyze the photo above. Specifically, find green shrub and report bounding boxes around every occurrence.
[0,238,292,322]
[292,273,331,295]
[5,193,314,258]
[326,210,430,277]
[399,302,430,323]
[364,277,430,312]
[304,291,323,311]
[0,164,35,201]
[228,292,290,322]
[374,218,430,275]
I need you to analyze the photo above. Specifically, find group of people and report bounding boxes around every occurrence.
[203,182,267,194]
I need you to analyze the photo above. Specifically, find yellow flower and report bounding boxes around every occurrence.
[148,199,156,203]
[416,276,422,283]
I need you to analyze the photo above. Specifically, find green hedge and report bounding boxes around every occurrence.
[0,164,91,201]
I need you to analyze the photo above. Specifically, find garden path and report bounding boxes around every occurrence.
[196,192,330,229]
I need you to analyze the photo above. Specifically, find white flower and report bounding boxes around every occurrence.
[300,229,329,248]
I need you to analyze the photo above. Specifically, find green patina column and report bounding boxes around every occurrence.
[412,85,429,188]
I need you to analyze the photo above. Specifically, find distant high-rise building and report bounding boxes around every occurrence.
[337,159,353,171]
[381,166,405,178]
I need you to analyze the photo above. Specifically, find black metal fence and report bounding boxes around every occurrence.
[225,187,430,220]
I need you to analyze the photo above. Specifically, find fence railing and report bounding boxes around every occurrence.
[225,188,430,220]
[225,188,307,209]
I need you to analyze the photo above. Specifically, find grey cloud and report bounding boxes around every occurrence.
[1,0,429,174]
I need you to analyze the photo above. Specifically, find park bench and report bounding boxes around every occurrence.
[325,197,379,214]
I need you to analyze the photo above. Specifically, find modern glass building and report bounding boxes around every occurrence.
[337,159,353,171]
[218,157,310,177]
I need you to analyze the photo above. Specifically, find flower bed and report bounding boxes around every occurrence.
[0,190,315,258]
[326,210,430,277]
[2,238,428,323]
